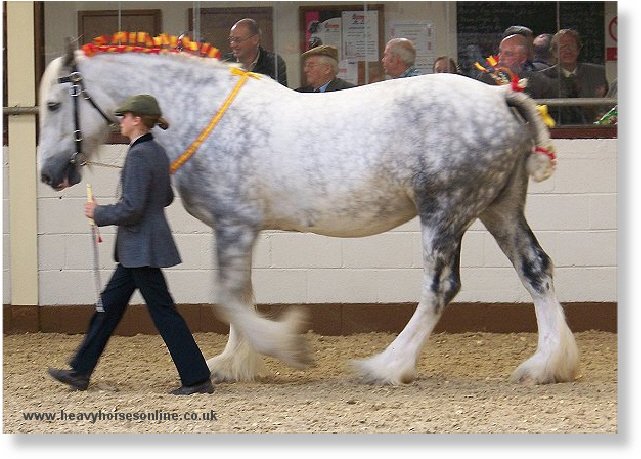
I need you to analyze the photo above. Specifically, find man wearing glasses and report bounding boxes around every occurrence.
[540,28,609,124]
[222,18,288,86]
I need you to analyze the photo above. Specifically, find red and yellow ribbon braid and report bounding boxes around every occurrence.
[169,68,262,174]
[81,31,221,59]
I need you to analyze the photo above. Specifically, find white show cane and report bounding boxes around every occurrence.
[86,184,105,313]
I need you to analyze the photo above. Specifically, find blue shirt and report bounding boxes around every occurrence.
[317,81,331,92]
[399,66,421,78]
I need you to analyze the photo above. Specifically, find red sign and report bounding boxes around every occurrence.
[606,47,617,61]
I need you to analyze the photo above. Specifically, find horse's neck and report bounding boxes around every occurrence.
[80,54,230,157]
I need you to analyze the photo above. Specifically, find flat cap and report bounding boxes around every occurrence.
[302,45,339,62]
[114,94,169,129]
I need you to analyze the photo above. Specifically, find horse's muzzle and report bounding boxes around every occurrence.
[40,158,81,191]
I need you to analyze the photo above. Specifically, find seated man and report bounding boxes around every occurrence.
[382,38,422,78]
[539,28,609,124]
[501,25,548,71]
[478,33,556,100]
[222,18,287,86]
[295,45,356,93]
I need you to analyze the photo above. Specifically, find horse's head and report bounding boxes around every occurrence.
[38,43,115,191]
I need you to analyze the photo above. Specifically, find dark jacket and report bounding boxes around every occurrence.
[295,78,356,93]
[222,47,288,86]
[94,133,181,268]
[539,63,609,124]
[477,67,556,100]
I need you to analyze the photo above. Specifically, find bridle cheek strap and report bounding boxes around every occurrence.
[58,65,115,166]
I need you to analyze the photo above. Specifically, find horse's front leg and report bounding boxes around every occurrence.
[207,223,312,382]
[207,323,265,383]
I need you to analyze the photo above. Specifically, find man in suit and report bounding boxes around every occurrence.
[539,28,609,124]
[295,45,356,93]
[48,95,213,395]
[222,18,287,86]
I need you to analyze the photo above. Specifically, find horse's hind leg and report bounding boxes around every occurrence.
[208,223,311,382]
[480,205,579,384]
[352,218,463,384]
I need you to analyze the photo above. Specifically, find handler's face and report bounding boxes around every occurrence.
[119,113,139,139]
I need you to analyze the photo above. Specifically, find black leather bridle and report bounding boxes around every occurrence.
[57,63,116,166]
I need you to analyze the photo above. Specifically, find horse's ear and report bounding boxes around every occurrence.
[62,37,76,67]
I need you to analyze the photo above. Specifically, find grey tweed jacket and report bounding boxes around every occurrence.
[93,133,181,268]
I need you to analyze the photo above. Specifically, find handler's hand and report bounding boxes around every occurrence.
[84,200,97,219]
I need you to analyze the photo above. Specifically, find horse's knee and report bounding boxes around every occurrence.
[428,253,461,312]
[519,244,553,295]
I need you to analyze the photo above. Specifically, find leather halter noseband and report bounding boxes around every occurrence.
[57,64,116,166]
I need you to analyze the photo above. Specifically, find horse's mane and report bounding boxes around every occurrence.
[81,31,221,59]
[75,31,233,73]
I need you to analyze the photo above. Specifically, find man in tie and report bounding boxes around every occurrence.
[540,28,609,124]
[294,45,356,93]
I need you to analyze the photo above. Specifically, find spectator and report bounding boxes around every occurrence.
[47,95,213,395]
[433,56,458,74]
[478,33,555,100]
[222,18,287,86]
[533,33,555,68]
[382,38,422,78]
[502,25,548,71]
[540,28,609,124]
[295,45,355,93]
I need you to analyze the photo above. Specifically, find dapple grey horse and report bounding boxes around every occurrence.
[38,47,579,385]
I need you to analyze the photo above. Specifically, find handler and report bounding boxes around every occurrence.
[48,94,214,395]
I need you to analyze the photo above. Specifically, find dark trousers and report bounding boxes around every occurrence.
[70,264,210,386]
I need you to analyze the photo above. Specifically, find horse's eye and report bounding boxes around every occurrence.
[47,102,61,112]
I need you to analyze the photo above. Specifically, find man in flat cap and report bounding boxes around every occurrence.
[295,45,356,93]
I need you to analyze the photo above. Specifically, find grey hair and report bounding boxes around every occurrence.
[388,38,416,66]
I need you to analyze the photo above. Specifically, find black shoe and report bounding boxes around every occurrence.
[47,368,90,391]
[170,379,214,395]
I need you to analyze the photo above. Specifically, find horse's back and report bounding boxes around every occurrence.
[232,75,526,236]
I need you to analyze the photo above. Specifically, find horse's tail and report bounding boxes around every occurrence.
[503,85,557,182]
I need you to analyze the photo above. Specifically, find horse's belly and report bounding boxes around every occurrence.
[265,196,417,237]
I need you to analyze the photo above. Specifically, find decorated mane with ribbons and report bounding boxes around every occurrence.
[81,31,222,59]
[78,32,258,174]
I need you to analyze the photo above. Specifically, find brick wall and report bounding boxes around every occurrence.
[3,138,617,306]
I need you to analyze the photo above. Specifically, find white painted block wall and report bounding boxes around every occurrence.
[3,138,617,305]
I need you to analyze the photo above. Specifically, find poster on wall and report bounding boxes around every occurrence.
[389,22,435,74]
[341,10,379,61]
[305,15,342,56]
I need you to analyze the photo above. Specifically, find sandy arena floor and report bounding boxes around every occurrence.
[3,330,616,434]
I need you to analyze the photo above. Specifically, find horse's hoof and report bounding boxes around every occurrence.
[349,359,415,385]
[210,371,237,384]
